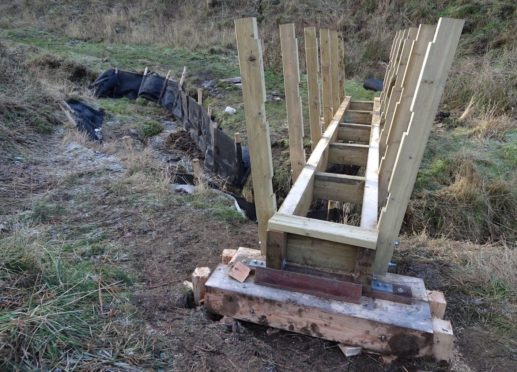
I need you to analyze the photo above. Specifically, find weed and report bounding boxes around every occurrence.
[142,119,164,137]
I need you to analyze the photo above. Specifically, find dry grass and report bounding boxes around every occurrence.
[468,106,515,140]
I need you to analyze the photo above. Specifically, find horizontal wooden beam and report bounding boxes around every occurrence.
[328,143,369,166]
[338,123,371,143]
[286,233,358,272]
[268,213,378,249]
[205,265,435,357]
[343,110,372,124]
[279,96,351,216]
[349,100,374,111]
[313,172,364,204]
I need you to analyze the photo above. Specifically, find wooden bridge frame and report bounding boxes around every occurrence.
[203,16,464,361]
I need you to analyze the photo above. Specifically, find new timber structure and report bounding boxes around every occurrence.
[201,17,464,361]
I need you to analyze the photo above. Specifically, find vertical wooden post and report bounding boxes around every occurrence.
[304,26,321,151]
[280,23,306,182]
[235,18,277,254]
[179,66,187,90]
[379,25,436,202]
[338,32,346,102]
[320,28,333,128]
[330,30,340,113]
[374,18,464,275]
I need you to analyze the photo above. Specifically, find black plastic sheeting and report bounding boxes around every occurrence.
[65,99,104,141]
[89,68,249,187]
[363,77,383,92]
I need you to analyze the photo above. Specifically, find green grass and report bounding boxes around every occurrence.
[0,227,159,370]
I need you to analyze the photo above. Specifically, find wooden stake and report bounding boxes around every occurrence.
[192,267,211,305]
[197,87,203,105]
[320,28,333,128]
[304,26,322,151]
[280,23,306,182]
[330,30,340,114]
[374,18,464,274]
[179,66,187,89]
[235,18,277,254]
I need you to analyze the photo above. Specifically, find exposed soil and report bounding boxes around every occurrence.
[2,123,514,371]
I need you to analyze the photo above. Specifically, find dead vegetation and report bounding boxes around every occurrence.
[0,1,516,370]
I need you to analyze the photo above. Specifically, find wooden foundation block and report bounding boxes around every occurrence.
[432,317,454,362]
[221,249,237,264]
[205,265,435,357]
[427,290,447,319]
[229,247,263,264]
[192,267,211,306]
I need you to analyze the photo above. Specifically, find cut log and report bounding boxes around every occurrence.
[427,290,447,319]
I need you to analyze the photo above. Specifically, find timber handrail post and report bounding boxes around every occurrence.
[304,26,322,151]
[280,23,306,182]
[320,28,333,128]
[235,17,277,254]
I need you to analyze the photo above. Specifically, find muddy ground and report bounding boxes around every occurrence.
[3,116,514,372]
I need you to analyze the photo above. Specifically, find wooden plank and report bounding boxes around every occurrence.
[268,213,378,249]
[381,29,408,115]
[338,32,346,102]
[328,143,369,166]
[330,30,341,114]
[374,18,464,274]
[379,24,436,202]
[313,172,365,204]
[280,23,306,181]
[360,97,381,229]
[278,97,351,216]
[228,261,251,283]
[304,27,322,151]
[354,98,380,278]
[235,17,277,253]
[254,265,362,303]
[337,123,370,143]
[266,230,286,269]
[343,110,372,124]
[349,100,373,111]
[320,28,333,127]
[286,234,358,272]
[380,30,416,154]
[380,30,401,105]
[205,265,435,357]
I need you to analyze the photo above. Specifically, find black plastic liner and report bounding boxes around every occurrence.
[363,77,383,92]
[90,69,143,99]
[90,68,250,187]
[65,99,104,141]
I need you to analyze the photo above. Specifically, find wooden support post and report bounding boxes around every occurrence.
[192,158,204,188]
[179,66,187,90]
[192,267,211,305]
[320,28,333,128]
[197,87,203,105]
[304,27,321,151]
[280,23,306,182]
[338,32,346,102]
[235,18,277,254]
[374,18,464,274]
[379,24,436,202]
[330,30,341,114]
